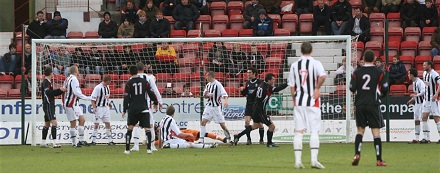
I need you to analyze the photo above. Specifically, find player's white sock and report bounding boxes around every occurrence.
[92,129,98,143]
[70,128,77,145]
[150,127,155,145]
[223,130,230,139]
[78,126,84,142]
[422,121,429,140]
[106,128,112,143]
[41,140,46,146]
[415,124,420,140]
[310,132,320,163]
[170,143,189,148]
[200,126,206,142]
[293,132,303,164]
[191,143,211,148]
[436,122,440,136]
[133,127,139,147]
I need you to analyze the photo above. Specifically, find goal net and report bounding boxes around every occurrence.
[31,36,355,146]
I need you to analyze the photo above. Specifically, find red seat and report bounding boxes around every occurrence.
[170,30,186,38]
[370,27,384,43]
[0,89,7,99]
[369,13,385,28]
[214,72,225,81]
[84,31,99,38]
[433,56,440,69]
[67,31,83,39]
[404,27,421,43]
[400,41,418,57]
[422,27,436,41]
[387,41,400,57]
[390,84,407,96]
[8,89,21,99]
[224,86,239,97]
[81,88,94,95]
[119,74,131,87]
[225,77,242,88]
[386,13,401,27]
[204,29,221,37]
[131,44,146,52]
[173,73,191,82]
[229,15,244,31]
[16,45,22,53]
[365,41,383,57]
[0,75,14,90]
[84,74,101,88]
[187,30,201,38]
[399,55,415,70]
[268,14,281,28]
[388,27,403,43]
[14,75,27,89]
[274,28,290,36]
[349,0,362,9]
[190,73,201,81]
[210,1,227,16]
[239,29,253,37]
[212,15,229,33]
[227,1,244,14]
[195,15,211,30]
[299,14,313,34]
[282,14,298,34]
[105,73,119,86]
[222,29,239,37]
[164,16,175,30]
[156,73,172,81]
[112,88,124,98]
[418,41,432,56]
[415,56,432,70]
[354,41,364,61]
[190,86,201,96]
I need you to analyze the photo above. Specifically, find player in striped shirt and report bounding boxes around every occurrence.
[63,65,92,147]
[160,106,217,149]
[288,42,326,169]
[195,71,231,144]
[130,62,163,152]
[421,60,440,144]
[90,75,115,145]
[407,68,426,143]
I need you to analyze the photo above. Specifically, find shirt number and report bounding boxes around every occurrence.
[362,74,371,90]
[256,87,263,98]
[300,70,308,86]
[133,83,142,95]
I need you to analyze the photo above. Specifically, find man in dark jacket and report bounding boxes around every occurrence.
[331,0,352,35]
[400,0,420,28]
[388,56,407,85]
[27,11,47,43]
[243,0,264,29]
[362,0,381,14]
[150,10,171,38]
[45,11,68,39]
[121,0,140,24]
[420,0,438,29]
[312,0,332,35]
[253,9,273,36]
[172,0,199,32]
[134,10,150,38]
[98,11,118,38]
[345,7,370,43]
[0,43,20,76]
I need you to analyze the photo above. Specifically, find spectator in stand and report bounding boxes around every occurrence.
[53,46,71,76]
[229,44,248,77]
[375,57,387,73]
[163,0,181,16]
[420,0,438,29]
[98,11,118,38]
[119,45,137,74]
[248,44,265,73]
[253,9,273,36]
[181,83,193,97]
[381,0,400,14]
[22,70,32,97]
[162,83,179,97]
[71,47,87,74]
[259,0,281,14]
[294,0,313,17]
[144,0,160,21]
[388,55,407,85]
[85,47,106,75]
[362,0,381,14]
[172,0,199,32]
[134,10,150,38]
[118,17,135,38]
[150,10,171,38]
[400,0,420,28]
[312,0,332,36]
[155,42,178,73]
[331,0,352,35]
[0,43,20,76]
[45,11,68,39]
[345,7,370,43]
[191,0,208,15]
[27,11,47,43]
[334,57,354,85]
[430,26,440,57]
[15,44,32,74]
[122,0,141,24]
[208,42,229,73]
[243,0,264,29]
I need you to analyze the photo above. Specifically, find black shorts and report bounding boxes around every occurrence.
[244,103,254,116]
[355,105,384,128]
[43,105,56,122]
[127,112,150,128]
[252,109,272,126]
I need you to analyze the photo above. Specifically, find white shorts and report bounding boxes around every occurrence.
[74,106,83,116]
[293,106,321,133]
[65,107,79,121]
[93,107,110,123]
[422,101,440,116]
[149,109,154,125]
[413,104,423,121]
[163,138,188,148]
[202,106,224,123]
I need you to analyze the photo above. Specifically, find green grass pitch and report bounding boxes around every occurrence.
[0,143,438,173]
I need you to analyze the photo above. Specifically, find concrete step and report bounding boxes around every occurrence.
[323,77,334,86]
[325,86,337,93]
[322,62,338,71]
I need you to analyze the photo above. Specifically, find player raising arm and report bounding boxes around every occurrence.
[350,50,389,166]
[90,75,115,145]
[406,68,425,143]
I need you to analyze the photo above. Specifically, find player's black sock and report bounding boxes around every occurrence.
[125,129,133,151]
[259,128,264,141]
[51,126,57,140]
[354,134,363,155]
[245,126,251,141]
[42,126,49,140]
[237,125,252,138]
[146,130,151,150]
[267,130,273,144]
[374,137,382,161]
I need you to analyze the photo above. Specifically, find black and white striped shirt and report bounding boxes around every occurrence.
[63,75,90,108]
[412,78,425,104]
[423,70,440,101]
[91,83,110,107]
[288,56,326,107]
[204,80,228,107]
[159,115,181,143]
[138,73,163,104]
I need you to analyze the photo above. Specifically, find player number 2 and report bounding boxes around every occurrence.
[362,74,371,90]
[133,83,142,95]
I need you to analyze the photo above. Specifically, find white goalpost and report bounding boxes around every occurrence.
[31,36,354,146]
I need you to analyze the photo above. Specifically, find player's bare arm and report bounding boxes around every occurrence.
[314,75,326,99]
[223,96,229,107]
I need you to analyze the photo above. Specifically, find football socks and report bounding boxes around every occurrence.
[294,132,304,164]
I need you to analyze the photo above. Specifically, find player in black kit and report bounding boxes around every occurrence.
[349,50,389,166]
[122,66,158,154]
[233,73,288,147]
[239,67,264,145]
